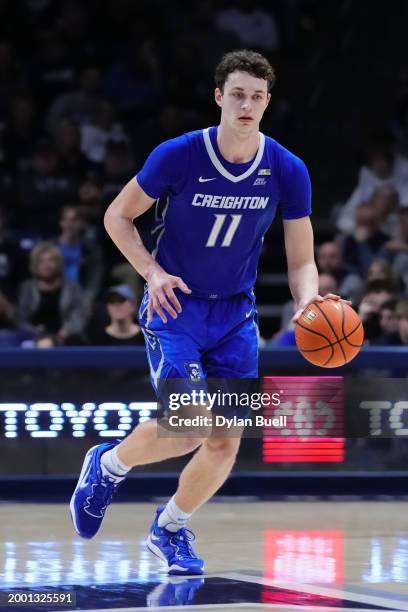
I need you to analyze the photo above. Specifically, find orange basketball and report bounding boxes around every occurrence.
[295,299,364,367]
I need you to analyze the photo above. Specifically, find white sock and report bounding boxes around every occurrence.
[158,496,192,532]
[100,446,130,480]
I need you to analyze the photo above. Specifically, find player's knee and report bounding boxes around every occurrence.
[172,436,204,456]
[203,437,241,463]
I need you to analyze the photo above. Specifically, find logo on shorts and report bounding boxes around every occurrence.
[184,362,202,383]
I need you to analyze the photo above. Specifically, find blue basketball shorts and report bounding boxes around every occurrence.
[138,289,259,414]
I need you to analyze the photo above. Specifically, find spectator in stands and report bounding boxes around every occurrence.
[53,118,88,181]
[46,66,103,132]
[104,39,160,115]
[78,172,104,228]
[215,0,280,51]
[379,207,408,292]
[370,185,400,238]
[18,243,86,345]
[341,202,389,276]
[85,285,144,346]
[0,204,28,300]
[358,281,397,344]
[54,204,103,307]
[316,241,362,302]
[80,101,127,164]
[372,300,401,345]
[0,289,35,347]
[18,140,77,235]
[336,143,408,234]
[365,259,402,293]
[396,298,408,345]
[101,140,134,205]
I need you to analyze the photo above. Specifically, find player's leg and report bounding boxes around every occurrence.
[69,417,204,540]
[70,293,208,540]
[167,292,258,513]
[148,295,258,574]
[146,432,241,576]
[172,429,242,512]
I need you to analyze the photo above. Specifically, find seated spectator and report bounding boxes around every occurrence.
[80,101,127,164]
[104,39,159,115]
[372,300,401,346]
[0,204,28,300]
[342,203,389,276]
[18,243,86,345]
[18,140,77,235]
[370,184,400,238]
[0,290,35,347]
[215,0,280,51]
[336,143,408,234]
[52,118,88,181]
[101,140,134,205]
[54,204,103,306]
[85,285,144,346]
[396,298,408,345]
[358,281,398,344]
[316,241,362,302]
[77,172,104,230]
[364,259,403,295]
[46,66,103,132]
[379,207,408,292]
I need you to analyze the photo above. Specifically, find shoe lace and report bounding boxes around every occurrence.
[87,475,120,515]
[170,528,197,559]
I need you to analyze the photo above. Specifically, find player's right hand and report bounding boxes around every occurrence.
[146,270,191,323]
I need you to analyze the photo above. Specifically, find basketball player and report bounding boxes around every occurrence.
[70,50,342,575]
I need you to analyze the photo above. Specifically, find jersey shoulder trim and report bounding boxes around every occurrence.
[202,127,265,183]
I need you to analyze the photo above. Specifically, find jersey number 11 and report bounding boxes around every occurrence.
[205,214,242,248]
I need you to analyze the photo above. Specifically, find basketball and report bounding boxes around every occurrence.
[295,299,364,367]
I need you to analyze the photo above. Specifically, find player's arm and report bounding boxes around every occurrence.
[104,178,191,323]
[283,217,349,321]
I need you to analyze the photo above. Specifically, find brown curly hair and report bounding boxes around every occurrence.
[215,50,276,93]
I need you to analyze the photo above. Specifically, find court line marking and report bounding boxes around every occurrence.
[226,573,408,611]
[342,584,408,603]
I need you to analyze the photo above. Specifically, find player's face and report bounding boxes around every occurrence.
[215,71,270,132]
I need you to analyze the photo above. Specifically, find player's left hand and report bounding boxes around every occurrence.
[292,293,352,323]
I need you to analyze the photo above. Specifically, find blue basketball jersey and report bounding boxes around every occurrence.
[136,126,311,299]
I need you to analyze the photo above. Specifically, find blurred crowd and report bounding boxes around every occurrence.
[273,142,408,348]
[0,0,407,349]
